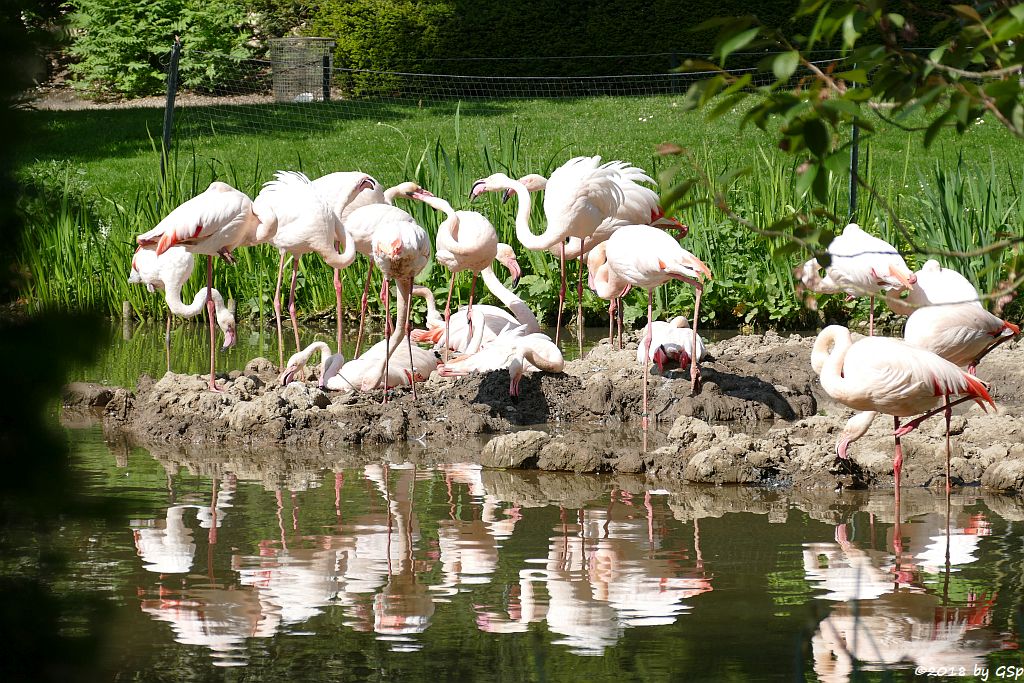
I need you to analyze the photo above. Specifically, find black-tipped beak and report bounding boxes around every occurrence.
[502,188,513,204]
[359,177,377,192]
[280,368,296,386]
[470,180,487,201]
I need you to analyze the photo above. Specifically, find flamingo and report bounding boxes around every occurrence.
[637,316,707,375]
[129,245,237,371]
[362,210,432,400]
[279,340,439,391]
[410,245,532,352]
[341,182,434,355]
[252,171,372,369]
[795,223,917,335]
[812,325,994,496]
[417,193,500,360]
[471,159,624,346]
[885,259,1018,373]
[438,312,564,396]
[604,225,712,426]
[311,171,385,349]
[137,181,259,391]
[586,241,631,347]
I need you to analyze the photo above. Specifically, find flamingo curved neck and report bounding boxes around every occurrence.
[507,178,561,251]
[481,267,539,332]
[322,226,357,270]
[165,285,226,319]
[813,326,853,399]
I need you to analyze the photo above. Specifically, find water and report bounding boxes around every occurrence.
[49,324,1024,680]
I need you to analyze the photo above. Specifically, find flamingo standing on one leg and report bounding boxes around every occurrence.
[129,245,237,371]
[362,213,432,401]
[137,181,259,391]
[795,223,917,335]
[252,171,372,369]
[812,325,995,497]
[471,159,623,347]
[604,225,712,427]
[343,183,434,355]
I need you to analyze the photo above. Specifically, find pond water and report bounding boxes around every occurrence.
[51,324,1024,681]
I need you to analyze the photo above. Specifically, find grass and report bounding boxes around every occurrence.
[14,94,1024,328]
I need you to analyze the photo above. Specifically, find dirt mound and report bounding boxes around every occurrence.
[65,331,1024,493]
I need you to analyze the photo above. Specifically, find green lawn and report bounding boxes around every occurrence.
[15,94,1024,328]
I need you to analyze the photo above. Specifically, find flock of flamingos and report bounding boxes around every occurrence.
[129,155,1019,496]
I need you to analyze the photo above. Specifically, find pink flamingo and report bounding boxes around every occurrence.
[129,245,237,371]
[604,224,712,426]
[471,159,623,346]
[252,171,373,369]
[137,181,259,391]
[586,241,631,347]
[637,316,707,375]
[813,325,995,496]
[342,182,434,355]
[795,223,917,335]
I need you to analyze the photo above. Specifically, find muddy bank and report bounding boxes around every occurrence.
[65,331,1024,493]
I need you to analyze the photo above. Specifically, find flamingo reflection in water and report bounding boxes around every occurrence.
[474,492,712,654]
[806,502,1003,682]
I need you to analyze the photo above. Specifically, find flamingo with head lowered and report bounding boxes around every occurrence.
[137,181,259,391]
[795,223,917,335]
[129,245,237,371]
[605,224,712,427]
[280,340,439,392]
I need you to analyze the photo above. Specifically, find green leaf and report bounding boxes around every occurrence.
[717,27,759,64]
[772,51,799,81]
[924,112,951,148]
[835,69,867,84]
[950,4,982,23]
[804,119,831,156]
[795,164,817,199]
[812,165,830,204]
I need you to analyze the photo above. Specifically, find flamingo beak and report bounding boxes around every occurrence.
[504,257,522,286]
[279,367,297,386]
[836,437,850,460]
[501,188,514,204]
[411,188,435,200]
[470,180,487,201]
[359,176,377,192]
[222,325,237,350]
[888,264,915,290]
[694,257,713,280]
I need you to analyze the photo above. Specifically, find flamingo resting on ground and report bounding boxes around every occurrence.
[280,340,439,391]
[471,159,623,347]
[812,325,995,496]
[410,245,530,352]
[795,223,917,335]
[252,171,372,369]
[604,224,713,427]
[129,245,237,371]
[637,316,707,375]
[137,181,259,391]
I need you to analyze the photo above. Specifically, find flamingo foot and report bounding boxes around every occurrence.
[208,379,224,393]
[689,366,703,397]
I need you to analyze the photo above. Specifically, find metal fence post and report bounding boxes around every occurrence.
[159,36,182,206]
[322,55,331,102]
[849,121,859,218]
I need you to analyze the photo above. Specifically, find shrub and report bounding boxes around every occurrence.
[67,0,254,97]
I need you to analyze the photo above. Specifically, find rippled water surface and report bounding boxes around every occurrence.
[46,424,1024,682]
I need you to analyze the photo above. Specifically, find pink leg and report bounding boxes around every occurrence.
[443,273,455,362]
[576,253,584,358]
[944,395,952,495]
[607,299,615,345]
[555,243,566,347]
[333,251,344,352]
[289,254,301,351]
[165,315,172,373]
[405,276,417,400]
[641,289,654,430]
[617,297,624,349]
[896,394,977,437]
[273,251,286,369]
[467,271,477,346]
[869,295,875,336]
[689,285,704,396]
[383,279,391,339]
[205,256,221,392]
[355,262,374,357]
[893,415,903,510]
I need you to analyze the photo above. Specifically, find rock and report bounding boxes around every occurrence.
[480,431,551,469]
[537,439,608,473]
[63,382,114,407]
[981,460,1024,492]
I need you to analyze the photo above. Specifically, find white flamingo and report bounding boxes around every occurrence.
[280,340,439,392]
[637,316,707,375]
[136,181,259,390]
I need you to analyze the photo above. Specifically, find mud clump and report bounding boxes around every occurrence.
[66,332,1024,493]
